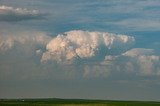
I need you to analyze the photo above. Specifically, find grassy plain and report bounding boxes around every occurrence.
[0,98,160,106]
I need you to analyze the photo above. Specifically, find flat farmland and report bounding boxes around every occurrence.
[0,99,160,106]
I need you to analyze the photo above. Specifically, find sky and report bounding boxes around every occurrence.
[0,0,160,101]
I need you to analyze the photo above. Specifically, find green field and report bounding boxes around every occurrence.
[0,98,160,106]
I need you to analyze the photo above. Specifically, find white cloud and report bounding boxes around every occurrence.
[123,48,155,57]
[0,5,44,21]
[41,30,135,63]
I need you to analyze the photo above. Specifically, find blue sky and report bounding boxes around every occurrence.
[0,0,160,101]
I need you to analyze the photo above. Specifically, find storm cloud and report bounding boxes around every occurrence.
[41,30,135,63]
[1,30,160,79]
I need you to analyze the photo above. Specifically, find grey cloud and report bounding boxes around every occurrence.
[101,48,160,77]
[75,48,160,78]
[0,5,45,22]
[0,30,53,81]
[0,30,51,54]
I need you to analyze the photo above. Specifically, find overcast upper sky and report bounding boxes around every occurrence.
[0,0,160,101]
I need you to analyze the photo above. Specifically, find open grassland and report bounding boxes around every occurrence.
[0,98,160,106]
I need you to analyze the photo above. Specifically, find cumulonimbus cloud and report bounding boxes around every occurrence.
[0,5,44,21]
[41,30,135,63]
[1,30,159,79]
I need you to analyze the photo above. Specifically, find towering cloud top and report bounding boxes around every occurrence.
[0,5,43,21]
[41,30,135,63]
